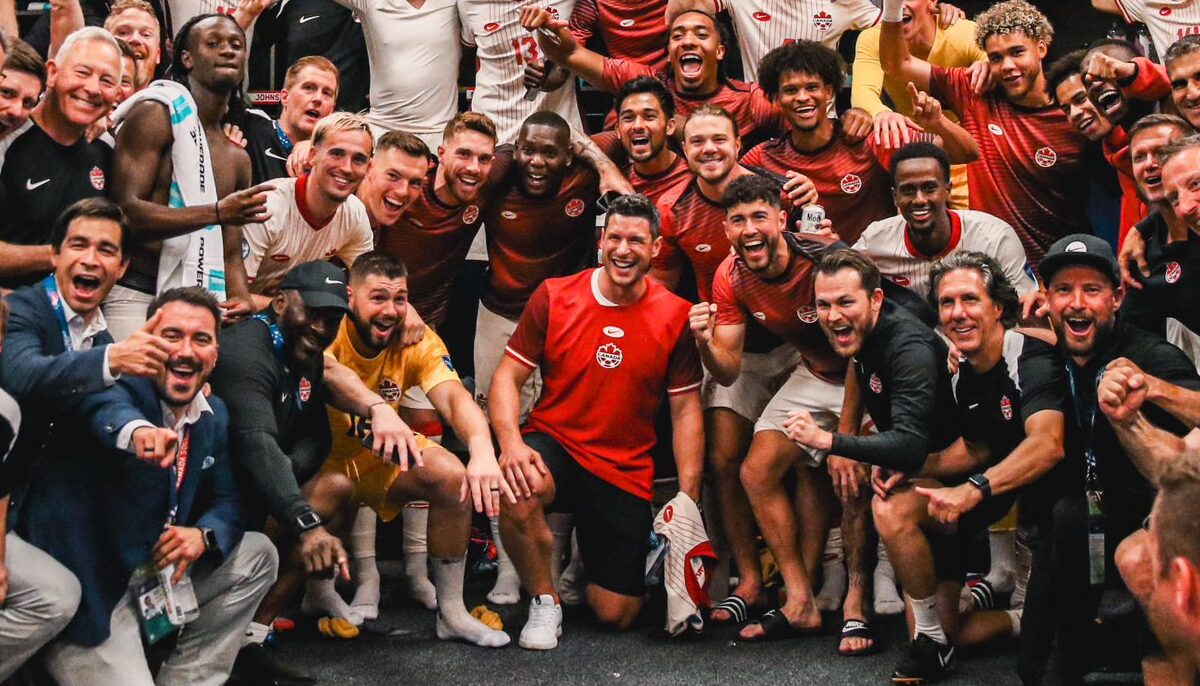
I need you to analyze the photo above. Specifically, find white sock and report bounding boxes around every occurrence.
[985,529,1017,593]
[244,621,270,645]
[431,556,511,648]
[815,527,846,611]
[1005,609,1022,638]
[874,541,905,615]
[350,507,381,620]
[907,593,947,644]
[1011,533,1033,611]
[488,516,521,605]
[403,503,437,610]
[301,577,363,626]
[548,513,572,591]
[559,532,585,606]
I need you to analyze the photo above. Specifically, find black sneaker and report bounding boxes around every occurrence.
[229,643,317,686]
[891,633,955,684]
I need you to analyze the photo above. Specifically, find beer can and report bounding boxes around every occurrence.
[799,204,826,233]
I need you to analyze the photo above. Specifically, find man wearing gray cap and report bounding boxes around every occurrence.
[210,260,417,685]
[1040,233,1200,685]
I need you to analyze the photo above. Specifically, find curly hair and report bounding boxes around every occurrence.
[974,0,1053,50]
[756,41,844,97]
[171,13,247,123]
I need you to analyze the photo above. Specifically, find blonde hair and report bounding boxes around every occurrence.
[283,55,339,94]
[104,0,159,31]
[974,0,1053,49]
[311,112,373,149]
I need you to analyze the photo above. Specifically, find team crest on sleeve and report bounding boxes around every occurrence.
[463,205,480,224]
[812,11,833,31]
[442,355,457,372]
[378,378,401,402]
[299,377,312,403]
[869,373,882,394]
[1034,147,1058,168]
[565,198,586,217]
[796,305,818,324]
[89,166,105,190]
[1000,395,1013,421]
[839,173,862,194]
[596,342,623,369]
[1166,261,1182,284]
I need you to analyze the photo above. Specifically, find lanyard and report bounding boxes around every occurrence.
[1064,361,1107,496]
[252,314,306,410]
[166,425,192,525]
[272,120,294,155]
[43,275,75,352]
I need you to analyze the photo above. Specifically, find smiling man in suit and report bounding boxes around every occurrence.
[19,285,278,686]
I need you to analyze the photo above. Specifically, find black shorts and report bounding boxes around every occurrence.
[525,432,651,597]
[928,490,1018,582]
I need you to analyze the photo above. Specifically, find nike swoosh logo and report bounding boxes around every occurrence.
[968,403,979,409]
[298,14,318,22]
[325,277,343,285]
[25,178,49,190]
[264,148,288,161]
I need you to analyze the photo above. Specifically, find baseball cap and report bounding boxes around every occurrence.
[1038,234,1120,286]
[279,261,350,312]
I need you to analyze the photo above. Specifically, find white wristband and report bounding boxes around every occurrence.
[882,0,904,23]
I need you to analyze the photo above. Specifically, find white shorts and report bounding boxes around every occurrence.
[754,362,846,466]
[401,385,435,411]
[703,344,801,422]
[473,303,542,421]
[366,123,442,154]
[101,283,155,343]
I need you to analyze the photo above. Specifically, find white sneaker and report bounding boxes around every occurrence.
[519,594,563,650]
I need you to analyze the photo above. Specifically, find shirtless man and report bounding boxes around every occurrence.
[106,14,272,340]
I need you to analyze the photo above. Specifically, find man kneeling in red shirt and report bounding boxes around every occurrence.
[490,193,705,650]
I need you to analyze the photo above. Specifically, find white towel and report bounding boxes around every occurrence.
[111,80,227,300]
[653,492,718,636]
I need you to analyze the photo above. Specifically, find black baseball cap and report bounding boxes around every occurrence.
[279,261,350,312]
[1038,234,1120,286]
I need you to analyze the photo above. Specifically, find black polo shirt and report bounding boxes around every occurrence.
[1123,211,1200,355]
[241,109,290,185]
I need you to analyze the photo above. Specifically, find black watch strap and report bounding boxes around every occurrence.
[201,527,218,552]
[968,473,992,499]
[294,510,323,534]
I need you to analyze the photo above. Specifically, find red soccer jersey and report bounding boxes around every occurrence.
[1102,127,1146,248]
[482,164,601,319]
[506,268,702,500]
[569,0,669,70]
[590,131,692,204]
[654,176,732,302]
[599,59,786,144]
[711,233,847,383]
[740,127,898,245]
[929,65,1090,266]
[375,153,510,328]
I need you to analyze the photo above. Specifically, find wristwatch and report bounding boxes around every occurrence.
[200,527,218,553]
[294,510,323,534]
[967,473,992,499]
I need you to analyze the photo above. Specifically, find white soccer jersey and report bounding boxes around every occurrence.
[242,176,374,286]
[718,0,880,82]
[331,0,460,137]
[852,209,1038,299]
[162,0,241,41]
[458,0,585,144]
[1114,0,1200,59]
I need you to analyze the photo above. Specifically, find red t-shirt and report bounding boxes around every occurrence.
[711,234,847,383]
[929,65,1090,267]
[506,269,702,500]
[569,0,668,70]
[599,58,786,144]
[590,131,692,204]
[740,128,898,245]
[482,164,601,319]
[375,153,510,327]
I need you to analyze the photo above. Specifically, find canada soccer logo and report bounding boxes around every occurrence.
[1000,395,1013,421]
[462,205,479,224]
[89,166,105,190]
[797,305,818,324]
[379,378,401,402]
[1034,146,1058,168]
[752,11,771,21]
[869,373,882,394]
[298,377,312,403]
[596,342,623,369]
[812,11,833,31]
[1166,261,1182,284]
[565,198,585,217]
[840,173,862,194]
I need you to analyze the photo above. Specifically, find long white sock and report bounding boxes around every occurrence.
[244,621,270,645]
[874,541,905,615]
[907,593,947,644]
[548,513,572,591]
[985,529,1017,593]
[301,577,363,626]
[350,507,381,620]
[1011,532,1033,611]
[403,503,437,610]
[559,531,585,606]
[432,556,511,648]
[1005,609,1022,638]
[488,516,521,605]
[815,527,846,611]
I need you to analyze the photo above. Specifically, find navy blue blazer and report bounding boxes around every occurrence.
[19,377,244,646]
[0,281,114,508]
